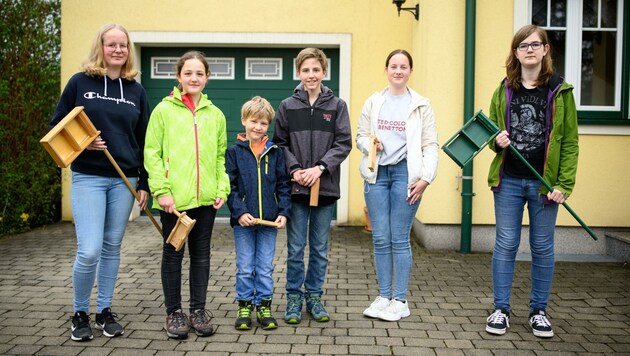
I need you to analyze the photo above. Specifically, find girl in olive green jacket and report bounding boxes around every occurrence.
[485,25,578,340]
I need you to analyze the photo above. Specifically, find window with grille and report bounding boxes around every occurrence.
[521,0,628,122]
[151,57,234,80]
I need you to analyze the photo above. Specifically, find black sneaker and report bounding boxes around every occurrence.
[235,299,253,330]
[71,311,93,341]
[486,309,510,335]
[257,298,278,330]
[529,309,554,338]
[95,307,124,337]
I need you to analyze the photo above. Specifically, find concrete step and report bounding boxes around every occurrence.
[413,221,628,262]
[606,231,630,263]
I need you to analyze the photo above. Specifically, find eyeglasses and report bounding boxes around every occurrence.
[516,41,543,51]
[104,43,128,51]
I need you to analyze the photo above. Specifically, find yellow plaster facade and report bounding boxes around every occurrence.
[59,0,629,231]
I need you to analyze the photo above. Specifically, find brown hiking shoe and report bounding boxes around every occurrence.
[190,309,215,337]
[165,309,190,339]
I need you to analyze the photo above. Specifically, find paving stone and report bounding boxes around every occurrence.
[582,342,615,353]
[445,339,475,349]
[6,344,46,355]
[102,336,151,349]
[434,348,467,355]
[610,342,630,353]
[0,221,627,355]
[320,344,348,354]
[393,346,437,355]
[34,335,71,346]
[462,350,493,356]
[348,344,392,355]
[290,343,320,354]
[0,344,12,355]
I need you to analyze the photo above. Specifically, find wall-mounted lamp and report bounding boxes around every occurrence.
[392,0,419,21]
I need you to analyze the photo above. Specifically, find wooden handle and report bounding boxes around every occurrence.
[253,218,281,228]
[368,134,378,172]
[103,149,163,235]
[309,178,320,207]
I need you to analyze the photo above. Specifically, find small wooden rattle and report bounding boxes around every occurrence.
[165,210,196,251]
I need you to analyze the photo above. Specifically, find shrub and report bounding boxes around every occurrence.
[0,0,62,237]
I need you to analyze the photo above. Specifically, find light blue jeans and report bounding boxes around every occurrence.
[364,160,419,301]
[492,175,558,312]
[71,171,136,313]
[234,225,277,305]
[285,201,334,297]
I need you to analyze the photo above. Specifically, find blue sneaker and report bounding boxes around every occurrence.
[284,294,303,324]
[306,293,329,322]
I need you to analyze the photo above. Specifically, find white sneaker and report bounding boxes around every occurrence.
[363,296,390,318]
[377,299,410,321]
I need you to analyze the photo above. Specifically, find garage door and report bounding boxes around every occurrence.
[141,47,340,216]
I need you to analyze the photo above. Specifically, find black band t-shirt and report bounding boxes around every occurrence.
[504,86,548,178]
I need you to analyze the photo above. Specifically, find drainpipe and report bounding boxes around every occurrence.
[460,0,476,254]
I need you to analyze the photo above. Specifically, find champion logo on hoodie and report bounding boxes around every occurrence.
[83,91,136,106]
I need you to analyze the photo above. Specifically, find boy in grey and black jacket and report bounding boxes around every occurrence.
[273,82,352,206]
[272,48,352,325]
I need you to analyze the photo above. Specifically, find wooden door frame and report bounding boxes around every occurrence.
[131,32,352,224]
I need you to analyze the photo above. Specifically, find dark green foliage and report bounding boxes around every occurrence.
[0,0,62,236]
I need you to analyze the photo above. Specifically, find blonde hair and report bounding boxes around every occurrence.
[505,24,554,90]
[81,23,138,80]
[241,96,275,123]
[295,48,328,73]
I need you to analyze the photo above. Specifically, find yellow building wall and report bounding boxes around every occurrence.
[59,0,630,228]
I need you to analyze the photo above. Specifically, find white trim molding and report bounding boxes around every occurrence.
[578,125,630,135]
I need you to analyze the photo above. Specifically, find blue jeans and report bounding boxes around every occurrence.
[364,160,419,301]
[160,206,216,314]
[70,171,136,313]
[285,201,334,296]
[492,175,558,312]
[234,225,277,305]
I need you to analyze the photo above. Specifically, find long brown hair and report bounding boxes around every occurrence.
[175,51,210,92]
[505,24,554,90]
[82,23,138,80]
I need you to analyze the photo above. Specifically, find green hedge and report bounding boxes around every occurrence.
[0,0,62,237]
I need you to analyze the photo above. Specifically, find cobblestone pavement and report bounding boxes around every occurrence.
[0,221,628,355]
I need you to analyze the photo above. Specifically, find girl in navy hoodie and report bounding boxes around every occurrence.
[50,23,149,342]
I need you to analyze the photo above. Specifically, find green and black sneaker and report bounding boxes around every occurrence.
[235,299,253,330]
[257,298,278,330]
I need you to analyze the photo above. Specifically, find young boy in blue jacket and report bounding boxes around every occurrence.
[226,96,292,330]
